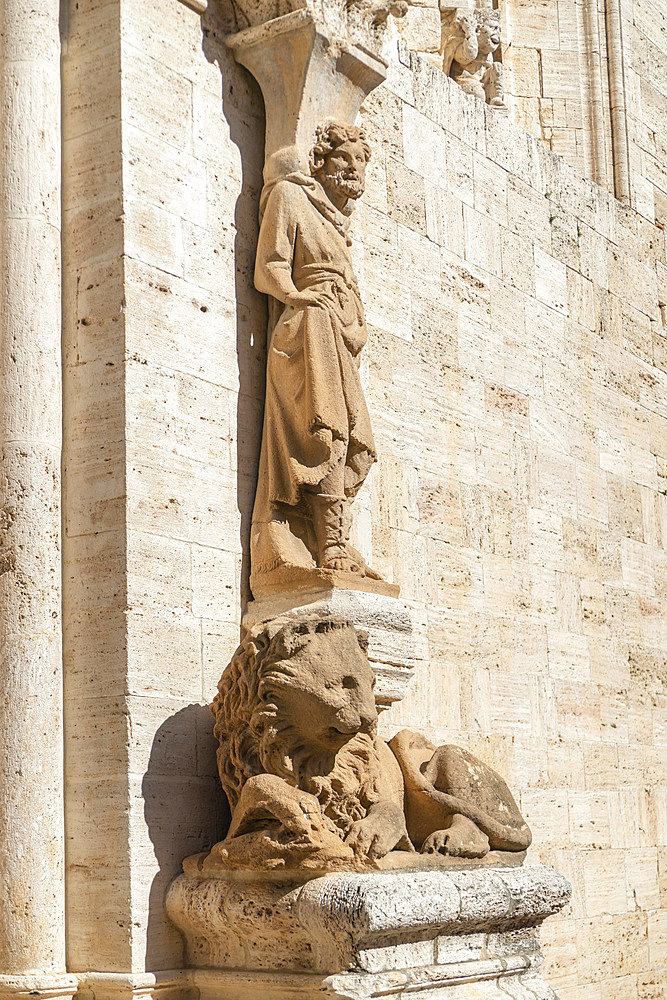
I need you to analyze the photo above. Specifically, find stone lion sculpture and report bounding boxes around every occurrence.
[205,615,531,872]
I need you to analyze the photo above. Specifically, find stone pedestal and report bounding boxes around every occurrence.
[166,863,571,999]
[243,589,427,709]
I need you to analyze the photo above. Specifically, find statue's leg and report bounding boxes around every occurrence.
[306,444,364,573]
[307,494,363,572]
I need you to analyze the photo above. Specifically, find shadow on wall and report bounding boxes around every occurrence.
[202,0,268,608]
[143,704,230,967]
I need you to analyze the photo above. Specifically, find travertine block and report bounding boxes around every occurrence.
[66,868,132,971]
[386,157,428,233]
[192,546,238,620]
[473,154,508,226]
[505,0,560,47]
[125,611,202,700]
[122,45,194,152]
[63,41,121,143]
[508,46,540,98]
[534,246,569,315]
[124,128,206,226]
[123,0,221,92]
[124,197,185,277]
[507,175,552,248]
[520,790,570,845]
[402,104,448,182]
[398,4,441,53]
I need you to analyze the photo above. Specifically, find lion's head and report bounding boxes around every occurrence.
[211,616,382,836]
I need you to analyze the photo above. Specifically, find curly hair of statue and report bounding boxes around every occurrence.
[309,121,372,175]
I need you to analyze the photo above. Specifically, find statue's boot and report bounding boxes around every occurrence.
[307,494,363,573]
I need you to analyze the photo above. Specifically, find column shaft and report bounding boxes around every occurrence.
[0,3,74,995]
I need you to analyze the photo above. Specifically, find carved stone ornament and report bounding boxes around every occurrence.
[227,8,405,599]
[186,615,530,874]
[228,0,409,46]
[441,6,507,110]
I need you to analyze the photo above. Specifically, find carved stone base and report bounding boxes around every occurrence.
[166,864,571,999]
[243,587,427,709]
[189,965,556,999]
[73,972,190,1000]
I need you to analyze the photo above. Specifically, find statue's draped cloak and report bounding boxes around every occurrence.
[250,176,376,577]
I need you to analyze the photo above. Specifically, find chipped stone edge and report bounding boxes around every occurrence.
[296,864,572,947]
[176,0,207,13]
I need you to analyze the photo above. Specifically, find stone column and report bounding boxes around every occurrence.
[0,3,76,998]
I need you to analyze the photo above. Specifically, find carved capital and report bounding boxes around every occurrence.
[227,10,387,178]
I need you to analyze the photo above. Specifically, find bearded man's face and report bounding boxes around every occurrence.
[317,140,367,202]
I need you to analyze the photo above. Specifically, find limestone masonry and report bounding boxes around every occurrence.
[0,0,666,998]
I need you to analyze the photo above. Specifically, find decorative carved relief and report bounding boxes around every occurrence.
[250,123,393,597]
[199,615,531,872]
[441,7,507,110]
[229,0,408,47]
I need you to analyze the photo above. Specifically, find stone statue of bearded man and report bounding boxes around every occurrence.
[249,122,392,598]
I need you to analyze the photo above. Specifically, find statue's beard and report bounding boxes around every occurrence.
[320,171,364,202]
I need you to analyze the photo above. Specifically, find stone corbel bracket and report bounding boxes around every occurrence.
[226,8,387,179]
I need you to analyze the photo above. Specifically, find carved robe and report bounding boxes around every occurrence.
[250,175,376,581]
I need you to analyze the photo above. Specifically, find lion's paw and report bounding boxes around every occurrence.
[421,816,490,859]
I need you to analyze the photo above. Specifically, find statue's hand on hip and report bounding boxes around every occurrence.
[286,289,328,310]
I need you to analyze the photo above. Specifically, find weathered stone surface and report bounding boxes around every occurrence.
[0,975,80,1000]
[0,2,74,997]
[390,730,531,854]
[166,864,570,998]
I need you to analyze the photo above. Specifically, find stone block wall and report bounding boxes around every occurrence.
[60,0,667,996]
[361,46,667,1000]
[499,0,667,228]
[502,0,614,183]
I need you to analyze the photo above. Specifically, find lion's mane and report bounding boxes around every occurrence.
[211,616,382,837]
